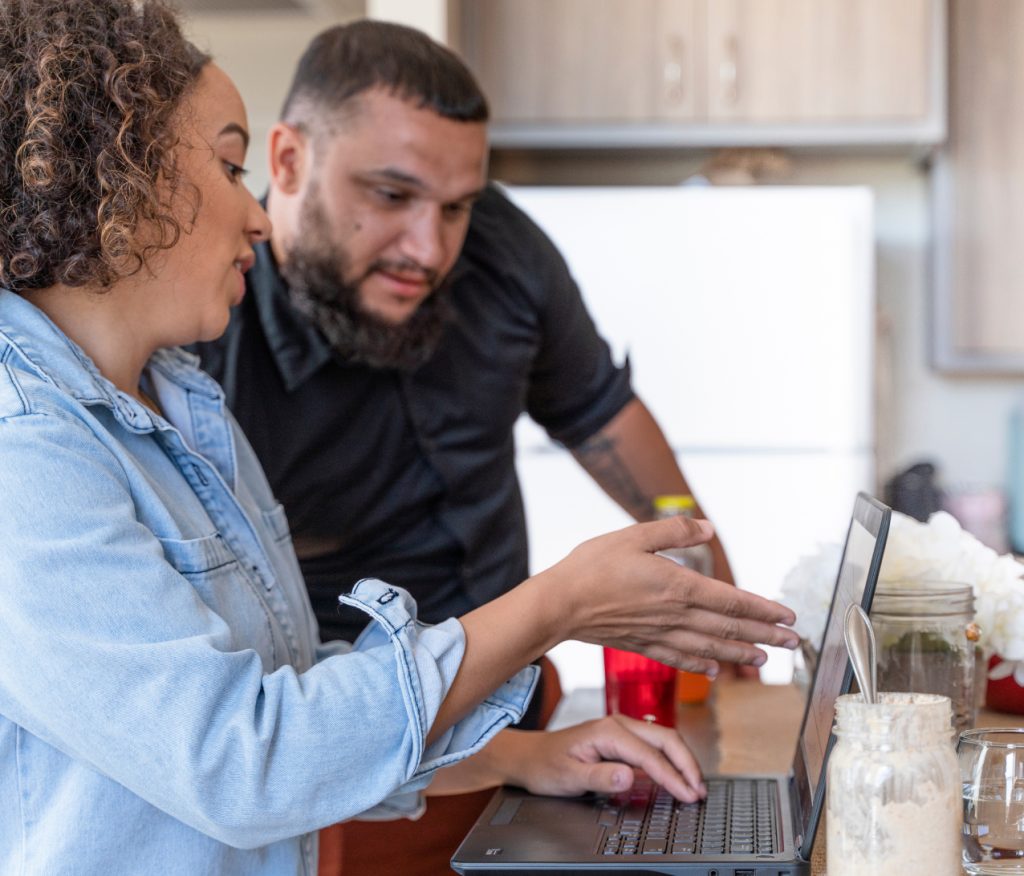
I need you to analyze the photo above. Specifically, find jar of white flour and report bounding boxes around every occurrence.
[827,692,960,876]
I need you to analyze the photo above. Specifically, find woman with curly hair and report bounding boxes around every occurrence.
[0,1,800,873]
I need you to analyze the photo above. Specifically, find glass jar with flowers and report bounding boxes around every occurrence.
[782,510,1024,716]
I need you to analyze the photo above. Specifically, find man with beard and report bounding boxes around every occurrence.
[195,19,750,876]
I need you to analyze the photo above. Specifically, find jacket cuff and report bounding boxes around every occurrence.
[339,579,539,819]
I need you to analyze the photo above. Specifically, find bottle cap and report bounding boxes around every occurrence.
[653,494,696,514]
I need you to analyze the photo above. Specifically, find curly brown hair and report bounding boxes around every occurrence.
[0,0,210,293]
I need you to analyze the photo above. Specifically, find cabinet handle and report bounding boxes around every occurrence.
[720,34,740,105]
[663,34,685,104]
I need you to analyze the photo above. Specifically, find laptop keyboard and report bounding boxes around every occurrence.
[598,776,780,857]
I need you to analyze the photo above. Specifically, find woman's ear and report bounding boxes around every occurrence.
[267,122,308,196]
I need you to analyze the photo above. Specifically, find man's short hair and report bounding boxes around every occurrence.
[280,19,489,131]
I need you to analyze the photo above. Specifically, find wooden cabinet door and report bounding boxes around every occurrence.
[457,0,701,123]
[933,0,1024,371]
[705,0,934,123]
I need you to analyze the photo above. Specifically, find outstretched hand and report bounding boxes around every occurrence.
[431,515,797,745]
[534,515,799,676]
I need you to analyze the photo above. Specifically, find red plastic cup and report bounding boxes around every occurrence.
[603,647,677,727]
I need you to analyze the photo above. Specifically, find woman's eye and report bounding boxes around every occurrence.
[224,161,249,182]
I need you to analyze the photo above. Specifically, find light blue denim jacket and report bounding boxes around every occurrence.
[0,291,537,876]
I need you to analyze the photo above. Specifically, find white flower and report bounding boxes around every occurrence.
[780,542,843,646]
[783,510,1024,658]
[988,659,1024,687]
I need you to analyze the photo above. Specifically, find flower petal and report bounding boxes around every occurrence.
[989,660,1018,681]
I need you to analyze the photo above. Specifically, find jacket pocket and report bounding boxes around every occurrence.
[157,532,278,670]
[157,531,237,575]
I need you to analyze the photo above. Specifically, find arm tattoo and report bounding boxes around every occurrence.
[571,432,653,521]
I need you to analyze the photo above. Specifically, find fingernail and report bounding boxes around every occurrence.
[613,769,630,789]
[753,654,767,667]
[785,637,800,650]
[705,666,719,680]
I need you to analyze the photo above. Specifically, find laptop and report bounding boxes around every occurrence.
[452,492,891,875]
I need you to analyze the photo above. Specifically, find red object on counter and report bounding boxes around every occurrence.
[985,654,1024,714]
[676,669,713,704]
[603,648,677,728]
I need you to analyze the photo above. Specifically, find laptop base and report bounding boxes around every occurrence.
[452,775,809,875]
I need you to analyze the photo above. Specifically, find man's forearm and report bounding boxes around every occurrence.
[570,397,734,584]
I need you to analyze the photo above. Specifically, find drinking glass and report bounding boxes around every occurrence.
[602,648,676,727]
[959,728,1024,874]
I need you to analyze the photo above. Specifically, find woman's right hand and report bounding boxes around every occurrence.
[429,515,798,744]
[531,515,799,677]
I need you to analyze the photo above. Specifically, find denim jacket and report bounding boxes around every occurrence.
[0,291,537,875]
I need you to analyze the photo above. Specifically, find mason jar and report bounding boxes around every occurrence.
[871,581,979,735]
[827,692,960,876]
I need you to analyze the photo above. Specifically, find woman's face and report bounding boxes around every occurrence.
[149,63,270,346]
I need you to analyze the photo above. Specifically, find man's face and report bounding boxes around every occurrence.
[292,88,487,323]
[278,88,487,369]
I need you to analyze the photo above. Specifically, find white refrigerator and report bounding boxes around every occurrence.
[504,185,876,686]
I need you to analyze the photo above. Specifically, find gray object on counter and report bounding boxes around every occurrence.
[844,603,878,705]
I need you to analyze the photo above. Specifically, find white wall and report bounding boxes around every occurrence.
[491,151,1022,501]
[185,12,359,198]
[800,158,1019,497]
[365,0,445,40]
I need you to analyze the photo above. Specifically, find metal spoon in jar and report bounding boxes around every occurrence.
[843,603,877,704]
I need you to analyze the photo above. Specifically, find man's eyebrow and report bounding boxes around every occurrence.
[217,122,250,149]
[370,167,428,189]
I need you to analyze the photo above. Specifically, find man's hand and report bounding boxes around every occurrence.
[428,717,706,803]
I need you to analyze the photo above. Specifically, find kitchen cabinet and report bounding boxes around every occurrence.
[932,0,1024,373]
[706,0,933,124]
[455,0,701,124]
[452,0,945,148]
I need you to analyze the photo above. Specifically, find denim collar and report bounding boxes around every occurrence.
[0,288,223,433]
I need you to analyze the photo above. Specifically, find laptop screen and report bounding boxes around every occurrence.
[791,493,890,858]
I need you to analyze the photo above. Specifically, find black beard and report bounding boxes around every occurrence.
[280,194,452,372]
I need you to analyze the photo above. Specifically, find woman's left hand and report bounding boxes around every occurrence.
[428,716,706,803]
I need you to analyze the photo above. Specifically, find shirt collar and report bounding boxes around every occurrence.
[0,288,222,432]
[247,237,334,394]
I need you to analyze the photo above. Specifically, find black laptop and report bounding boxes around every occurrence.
[452,492,890,875]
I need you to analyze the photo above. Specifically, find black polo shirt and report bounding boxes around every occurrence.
[195,184,634,644]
